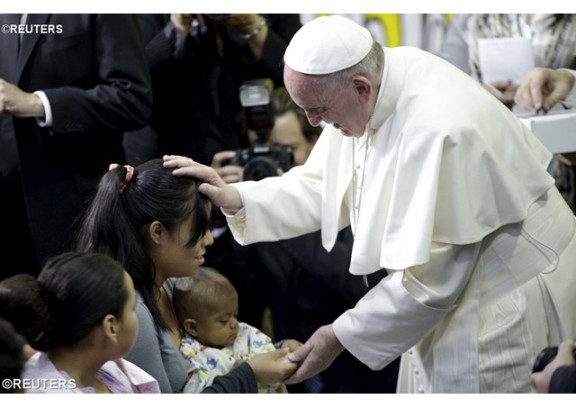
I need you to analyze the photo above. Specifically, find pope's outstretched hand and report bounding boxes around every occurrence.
[284,324,345,384]
[163,155,244,214]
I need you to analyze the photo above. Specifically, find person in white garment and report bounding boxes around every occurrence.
[164,15,576,393]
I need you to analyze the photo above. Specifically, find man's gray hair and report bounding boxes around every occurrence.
[324,40,384,91]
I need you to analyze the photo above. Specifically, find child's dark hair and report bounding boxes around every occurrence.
[76,158,211,330]
[173,267,237,327]
[0,252,128,351]
[0,318,25,393]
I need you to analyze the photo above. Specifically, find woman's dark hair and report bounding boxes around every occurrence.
[0,318,25,393]
[76,158,210,330]
[0,274,51,347]
[0,252,128,351]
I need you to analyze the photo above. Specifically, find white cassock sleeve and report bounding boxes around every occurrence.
[224,164,327,245]
[332,241,482,370]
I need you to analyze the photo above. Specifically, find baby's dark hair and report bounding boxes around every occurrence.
[76,158,211,331]
[0,252,128,351]
[173,267,237,328]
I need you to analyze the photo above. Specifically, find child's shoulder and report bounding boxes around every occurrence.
[237,322,270,339]
[233,322,275,355]
[179,334,203,357]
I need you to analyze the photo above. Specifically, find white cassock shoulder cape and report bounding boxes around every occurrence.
[228,46,553,271]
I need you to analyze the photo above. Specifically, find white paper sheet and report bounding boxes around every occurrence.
[478,38,534,84]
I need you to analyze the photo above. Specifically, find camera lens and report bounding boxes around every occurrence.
[243,156,279,181]
[532,345,576,373]
[533,347,559,373]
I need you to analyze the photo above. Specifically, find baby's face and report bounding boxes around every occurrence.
[195,294,239,348]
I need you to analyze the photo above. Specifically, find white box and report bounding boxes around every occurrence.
[518,108,576,154]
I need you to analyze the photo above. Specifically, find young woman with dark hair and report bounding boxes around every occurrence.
[76,158,296,393]
[0,252,158,393]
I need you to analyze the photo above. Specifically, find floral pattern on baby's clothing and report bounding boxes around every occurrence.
[180,322,287,393]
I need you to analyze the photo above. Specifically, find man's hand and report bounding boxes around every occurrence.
[170,14,193,42]
[515,68,575,113]
[0,78,45,118]
[163,155,244,214]
[211,150,244,184]
[217,14,262,33]
[284,324,345,384]
[215,14,268,58]
[531,339,576,393]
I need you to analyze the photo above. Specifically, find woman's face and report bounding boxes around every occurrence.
[115,271,139,357]
[155,215,214,282]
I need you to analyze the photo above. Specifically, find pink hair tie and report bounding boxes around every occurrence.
[109,163,135,193]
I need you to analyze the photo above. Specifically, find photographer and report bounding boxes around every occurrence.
[124,14,301,166]
[532,340,576,393]
[205,87,399,393]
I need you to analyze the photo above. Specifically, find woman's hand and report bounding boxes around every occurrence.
[278,339,304,352]
[246,348,298,384]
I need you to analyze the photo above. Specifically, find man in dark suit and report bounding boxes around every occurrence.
[0,14,152,278]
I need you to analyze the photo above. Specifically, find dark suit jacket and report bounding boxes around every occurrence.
[550,365,576,393]
[0,14,152,266]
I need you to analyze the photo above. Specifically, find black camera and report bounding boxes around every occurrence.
[532,345,576,373]
[226,79,293,181]
[226,143,293,181]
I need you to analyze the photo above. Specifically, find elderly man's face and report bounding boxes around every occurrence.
[284,66,371,137]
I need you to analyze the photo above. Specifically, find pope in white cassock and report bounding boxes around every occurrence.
[164,15,576,393]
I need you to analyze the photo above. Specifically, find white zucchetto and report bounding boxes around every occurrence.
[283,15,374,75]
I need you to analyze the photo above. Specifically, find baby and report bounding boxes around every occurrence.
[173,267,296,393]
